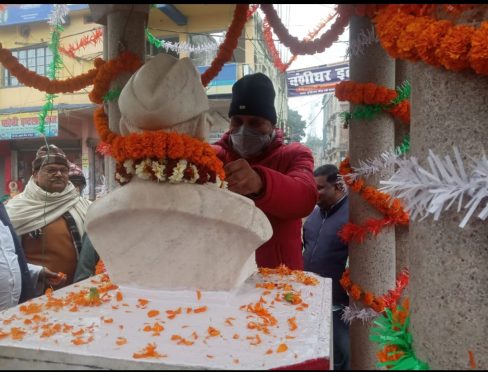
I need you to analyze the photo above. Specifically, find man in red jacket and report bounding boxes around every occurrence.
[213,73,317,270]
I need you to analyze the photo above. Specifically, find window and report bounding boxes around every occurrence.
[3,46,53,87]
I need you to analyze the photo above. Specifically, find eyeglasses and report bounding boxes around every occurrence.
[41,167,69,176]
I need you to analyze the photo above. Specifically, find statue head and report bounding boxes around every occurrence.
[118,53,213,140]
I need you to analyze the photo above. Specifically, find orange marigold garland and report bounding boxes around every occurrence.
[260,4,354,55]
[370,298,430,369]
[340,268,409,313]
[263,11,337,73]
[200,4,249,87]
[88,51,143,104]
[373,4,488,75]
[338,157,409,243]
[0,42,102,94]
[94,107,225,183]
[335,80,410,125]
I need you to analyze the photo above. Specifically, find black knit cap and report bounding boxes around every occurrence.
[228,73,277,125]
[32,144,69,171]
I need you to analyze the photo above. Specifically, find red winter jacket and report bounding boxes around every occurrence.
[213,129,317,270]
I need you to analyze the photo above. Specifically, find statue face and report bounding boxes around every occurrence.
[34,164,69,193]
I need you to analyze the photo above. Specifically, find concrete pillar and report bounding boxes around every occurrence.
[89,5,150,191]
[409,64,488,370]
[348,15,396,370]
[394,60,410,277]
[178,33,190,59]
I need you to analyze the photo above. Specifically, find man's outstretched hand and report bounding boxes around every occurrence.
[224,159,263,197]
[42,268,68,287]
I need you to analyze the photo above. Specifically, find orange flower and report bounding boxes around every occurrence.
[374,5,488,76]
[133,343,166,359]
[469,22,488,75]
[436,25,474,71]
[207,326,221,337]
[416,20,453,67]
[287,317,298,331]
[277,343,288,353]
[363,292,375,306]
[147,310,160,318]
[116,337,127,346]
[193,306,208,313]
[350,284,362,300]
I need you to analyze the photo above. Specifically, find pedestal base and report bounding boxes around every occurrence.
[0,271,331,370]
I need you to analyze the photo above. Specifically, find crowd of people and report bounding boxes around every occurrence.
[0,72,350,369]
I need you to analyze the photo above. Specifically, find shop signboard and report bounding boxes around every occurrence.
[0,111,58,140]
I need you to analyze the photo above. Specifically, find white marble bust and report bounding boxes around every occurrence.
[85,54,273,291]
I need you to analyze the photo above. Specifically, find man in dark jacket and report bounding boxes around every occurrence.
[302,164,349,370]
[213,73,317,270]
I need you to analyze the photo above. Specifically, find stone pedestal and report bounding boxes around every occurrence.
[0,271,332,370]
[349,15,396,370]
[409,63,488,370]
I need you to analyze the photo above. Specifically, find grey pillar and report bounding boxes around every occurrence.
[394,60,410,277]
[410,64,488,370]
[349,15,396,370]
[89,5,149,191]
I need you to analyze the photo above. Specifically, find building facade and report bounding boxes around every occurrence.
[322,93,349,166]
[0,4,288,199]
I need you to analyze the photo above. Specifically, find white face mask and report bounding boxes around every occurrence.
[230,125,275,159]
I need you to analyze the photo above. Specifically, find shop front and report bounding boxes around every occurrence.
[0,105,103,200]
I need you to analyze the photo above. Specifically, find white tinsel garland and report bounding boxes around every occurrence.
[341,303,380,325]
[348,150,400,182]
[160,40,219,54]
[380,147,488,228]
[48,4,69,26]
[346,26,378,58]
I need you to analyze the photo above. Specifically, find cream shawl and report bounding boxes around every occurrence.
[6,177,91,236]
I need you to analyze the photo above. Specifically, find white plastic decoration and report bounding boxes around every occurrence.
[381,147,488,228]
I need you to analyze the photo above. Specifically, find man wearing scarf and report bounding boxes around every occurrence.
[6,144,90,295]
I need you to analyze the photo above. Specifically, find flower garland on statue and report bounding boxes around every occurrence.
[201,4,249,87]
[370,299,430,370]
[0,43,101,94]
[93,108,226,187]
[335,80,411,126]
[59,28,103,59]
[263,11,337,73]
[338,158,410,244]
[88,52,142,104]
[89,51,226,188]
[373,4,488,75]
[340,268,409,313]
[260,4,354,55]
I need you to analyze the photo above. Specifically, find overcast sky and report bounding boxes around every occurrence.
[262,4,349,140]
